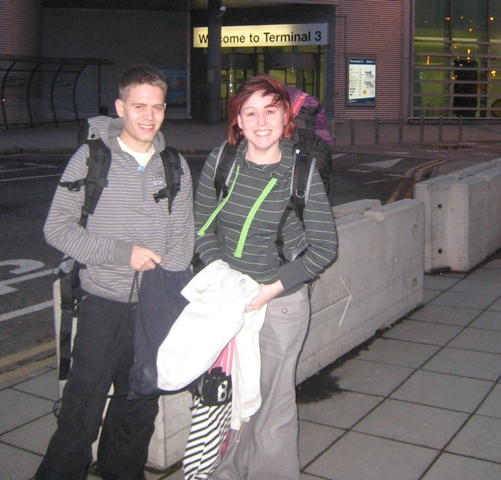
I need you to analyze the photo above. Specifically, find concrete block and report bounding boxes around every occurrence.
[415,176,454,272]
[147,391,192,469]
[297,199,424,384]
[333,199,381,218]
[416,160,501,272]
[448,162,498,180]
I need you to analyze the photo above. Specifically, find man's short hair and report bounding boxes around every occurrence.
[118,64,168,100]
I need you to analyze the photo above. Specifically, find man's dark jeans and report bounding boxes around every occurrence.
[35,293,159,480]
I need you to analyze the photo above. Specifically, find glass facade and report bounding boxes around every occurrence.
[413,0,501,118]
[218,45,324,120]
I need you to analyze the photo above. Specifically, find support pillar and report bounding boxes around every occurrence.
[207,0,223,124]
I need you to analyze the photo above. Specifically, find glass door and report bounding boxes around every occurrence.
[220,53,257,119]
[264,48,321,99]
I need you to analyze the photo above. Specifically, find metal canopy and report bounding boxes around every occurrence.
[0,55,114,129]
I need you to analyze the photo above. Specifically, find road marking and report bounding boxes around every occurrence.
[0,341,56,368]
[386,159,447,203]
[364,179,394,185]
[0,268,54,295]
[0,356,56,385]
[362,158,403,169]
[0,173,62,182]
[0,164,59,173]
[0,300,54,323]
[0,259,46,275]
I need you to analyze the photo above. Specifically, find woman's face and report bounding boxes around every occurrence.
[237,91,285,156]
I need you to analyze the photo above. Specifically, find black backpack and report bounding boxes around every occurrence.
[56,124,182,380]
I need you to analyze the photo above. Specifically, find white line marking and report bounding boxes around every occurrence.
[0,269,55,295]
[0,259,46,274]
[361,158,403,169]
[0,165,58,173]
[0,300,53,323]
[364,179,393,185]
[0,174,62,182]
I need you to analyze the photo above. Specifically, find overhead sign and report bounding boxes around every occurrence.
[347,58,376,106]
[193,23,328,48]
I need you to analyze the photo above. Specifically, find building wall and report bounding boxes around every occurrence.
[335,0,403,120]
[0,0,43,56]
[42,8,190,117]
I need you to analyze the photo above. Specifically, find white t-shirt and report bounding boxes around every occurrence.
[117,137,154,171]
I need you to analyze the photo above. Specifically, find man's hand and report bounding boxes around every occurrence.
[246,280,285,312]
[130,245,162,272]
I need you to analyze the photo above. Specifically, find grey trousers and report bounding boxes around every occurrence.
[211,285,310,480]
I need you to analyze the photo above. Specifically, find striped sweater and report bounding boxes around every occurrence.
[44,116,194,302]
[194,138,338,295]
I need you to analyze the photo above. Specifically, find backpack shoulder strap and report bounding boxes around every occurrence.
[274,151,316,262]
[292,92,309,117]
[214,140,237,200]
[57,133,111,380]
[154,147,182,214]
[80,138,112,227]
[58,136,112,228]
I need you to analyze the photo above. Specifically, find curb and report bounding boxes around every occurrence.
[0,148,213,156]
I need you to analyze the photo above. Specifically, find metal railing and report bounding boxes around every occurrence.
[333,116,501,147]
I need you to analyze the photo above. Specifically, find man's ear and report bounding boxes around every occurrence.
[115,99,124,118]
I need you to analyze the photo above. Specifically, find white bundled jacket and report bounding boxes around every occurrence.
[156,260,267,428]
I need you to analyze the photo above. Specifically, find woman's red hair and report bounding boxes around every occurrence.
[227,73,296,146]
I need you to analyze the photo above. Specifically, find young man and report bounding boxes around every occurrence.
[35,64,194,480]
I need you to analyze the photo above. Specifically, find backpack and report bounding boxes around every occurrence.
[56,123,182,380]
[288,91,335,200]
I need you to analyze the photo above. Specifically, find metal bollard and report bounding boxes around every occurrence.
[438,116,443,142]
[375,118,379,144]
[458,116,463,142]
[420,116,424,143]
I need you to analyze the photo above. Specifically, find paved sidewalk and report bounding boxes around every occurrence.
[1,255,501,479]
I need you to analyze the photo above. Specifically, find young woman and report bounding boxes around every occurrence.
[194,73,338,479]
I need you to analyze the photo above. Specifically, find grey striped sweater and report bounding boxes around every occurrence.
[194,138,338,295]
[44,116,194,302]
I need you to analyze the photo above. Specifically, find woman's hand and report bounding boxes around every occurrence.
[246,280,284,312]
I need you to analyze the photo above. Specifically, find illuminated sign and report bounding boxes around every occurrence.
[347,58,376,106]
[193,23,328,48]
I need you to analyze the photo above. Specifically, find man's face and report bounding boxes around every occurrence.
[115,83,166,152]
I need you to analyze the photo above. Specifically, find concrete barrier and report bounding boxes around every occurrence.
[55,198,426,470]
[415,158,501,272]
[298,198,424,383]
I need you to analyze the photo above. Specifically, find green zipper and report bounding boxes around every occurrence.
[234,177,277,258]
[197,164,278,259]
[197,165,241,237]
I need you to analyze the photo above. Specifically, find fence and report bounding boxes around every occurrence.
[332,117,501,147]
